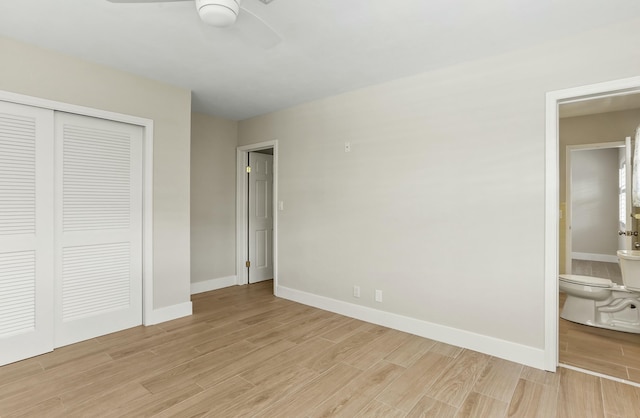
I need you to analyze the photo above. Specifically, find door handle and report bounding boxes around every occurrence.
[619,231,638,236]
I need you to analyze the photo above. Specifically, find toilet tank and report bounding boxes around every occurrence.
[617,250,640,292]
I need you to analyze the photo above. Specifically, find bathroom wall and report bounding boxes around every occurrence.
[238,16,640,365]
[559,108,640,271]
[190,112,239,290]
[570,148,619,260]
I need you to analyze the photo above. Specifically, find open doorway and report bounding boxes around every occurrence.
[545,76,640,377]
[564,142,625,276]
[236,141,279,292]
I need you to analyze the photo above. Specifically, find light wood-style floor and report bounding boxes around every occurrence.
[559,260,640,386]
[2,281,640,417]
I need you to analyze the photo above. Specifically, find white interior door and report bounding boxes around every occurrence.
[54,112,142,347]
[0,101,54,366]
[248,152,273,284]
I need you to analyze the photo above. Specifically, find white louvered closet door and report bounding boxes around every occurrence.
[0,101,54,365]
[54,112,142,348]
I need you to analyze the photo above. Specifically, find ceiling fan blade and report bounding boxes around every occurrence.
[106,0,191,3]
[235,7,281,49]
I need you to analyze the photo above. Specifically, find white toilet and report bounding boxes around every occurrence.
[559,250,640,333]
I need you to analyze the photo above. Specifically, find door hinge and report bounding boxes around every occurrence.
[246,166,252,173]
[245,260,251,268]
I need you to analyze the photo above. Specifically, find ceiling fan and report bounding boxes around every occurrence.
[107,0,281,48]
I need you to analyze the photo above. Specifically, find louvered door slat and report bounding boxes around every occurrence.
[0,250,35,336]
[63,123,131,233]
[0,112,35,236]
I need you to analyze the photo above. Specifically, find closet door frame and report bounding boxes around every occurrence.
[0,90,155,326]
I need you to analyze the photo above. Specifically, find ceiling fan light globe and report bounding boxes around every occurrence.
[195,0,240,27]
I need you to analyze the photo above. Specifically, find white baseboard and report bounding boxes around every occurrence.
[572,252,618,263]
[277,285,546,370]
[191,275,237,295]
[144,301,193,326]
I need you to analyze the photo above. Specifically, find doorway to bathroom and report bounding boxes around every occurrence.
[564,142,627,277]
[560,132,640,384]
[236,140,279,292]
[546,76,640,382]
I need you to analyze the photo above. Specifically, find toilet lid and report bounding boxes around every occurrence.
[559,274,613,288]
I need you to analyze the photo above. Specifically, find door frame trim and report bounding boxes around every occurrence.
[236,140,278,291]
[0,90,155,325]
[545,75,640,371]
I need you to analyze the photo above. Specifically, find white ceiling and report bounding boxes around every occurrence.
[2,0,640,120]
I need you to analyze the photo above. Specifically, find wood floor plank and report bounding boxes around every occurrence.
[152,375,255,418]
[384,334,436,367]
[104,383,204,417]
[557,368,605,418]
[427,350,490,408]
[309,360,405,418]
[376,350,453,412]
[0,359,43,387]
[61,381,150,417]
[195,338,296,388]
[36,338,106,370]
[106,322,213,360]
[192,319,282,354]
[289,313,354,342]
[0,352,113,415]
[561,350,629,381]
[430,341,464,358]
[93,324,166,349]
[140,339,258,394]
[306,330,382,373]
[239,337,334,386]
[354,400,406,418]
[343,328,409,370]
[405,395,458,418]
[58,350,180,409]
[519,365,561,389]
[628,367,640,383]
[600,377,640,418]
[218,367,318,418]
[239,302,314,326]
[318,317,367,342]
[277,309,334,341]
[457,391,509,418]
[3,397,65,418]
[253,362,363,417]
[473,357,523,402]
[507,378,558,418]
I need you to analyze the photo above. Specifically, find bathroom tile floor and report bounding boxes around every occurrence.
[559,259,640,384]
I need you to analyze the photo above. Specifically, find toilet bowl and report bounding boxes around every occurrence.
[559,250,640,333]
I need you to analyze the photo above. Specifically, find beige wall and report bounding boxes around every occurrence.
[191,112,238,283]
[0,36,192,311]
[559,108,640,202]
[239,17,640,351]
[559,108,640,271]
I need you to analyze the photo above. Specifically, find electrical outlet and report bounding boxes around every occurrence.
[353,285,360,298]
[344,142,351,152]
[375,289,383,302]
